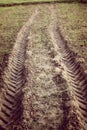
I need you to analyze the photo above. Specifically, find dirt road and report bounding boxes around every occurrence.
[0,4,87,130]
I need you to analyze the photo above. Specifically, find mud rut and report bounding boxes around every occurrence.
[0,4,87,130]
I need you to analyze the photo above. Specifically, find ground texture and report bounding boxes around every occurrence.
[0,3,87,130]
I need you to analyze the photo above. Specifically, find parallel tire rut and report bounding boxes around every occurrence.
[0,4,87,130]
[0,8,39,130]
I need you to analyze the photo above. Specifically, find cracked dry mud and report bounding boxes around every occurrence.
[0,4,87,130]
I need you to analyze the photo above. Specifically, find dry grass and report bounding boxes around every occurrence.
[0,5,35,65]
[56,3,87,63]
[0,0,58,4]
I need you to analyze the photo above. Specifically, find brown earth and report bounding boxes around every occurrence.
[0,3,87,130]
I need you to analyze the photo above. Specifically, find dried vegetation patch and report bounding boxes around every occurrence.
[56,3,87,64]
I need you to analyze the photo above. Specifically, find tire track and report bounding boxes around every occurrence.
[49,4,87,130]
[0,8,39,130]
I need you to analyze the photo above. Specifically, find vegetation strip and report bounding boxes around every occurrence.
[0,7,39,130]
[0,1,80,7]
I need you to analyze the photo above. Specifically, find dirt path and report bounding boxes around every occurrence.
[0,3,87,130]
[21,5,66,130]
